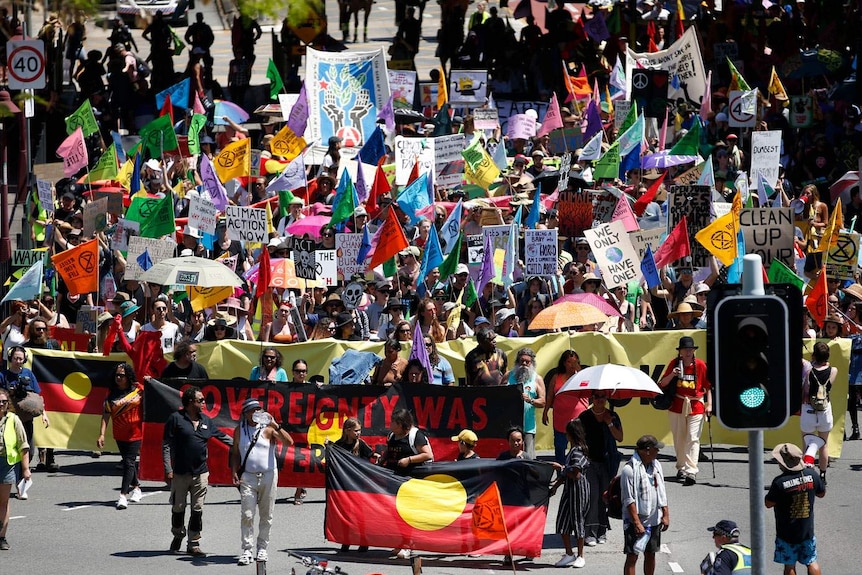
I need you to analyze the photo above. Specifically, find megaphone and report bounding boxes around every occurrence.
[791,197,809,215]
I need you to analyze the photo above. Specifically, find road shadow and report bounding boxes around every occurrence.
[113,549,236,564]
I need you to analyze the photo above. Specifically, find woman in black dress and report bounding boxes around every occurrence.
[551,419,590,568]
[335,417,379,552]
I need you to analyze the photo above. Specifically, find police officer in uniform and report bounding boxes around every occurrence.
[701,520,752,575]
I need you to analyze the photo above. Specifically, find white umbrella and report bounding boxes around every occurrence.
[558,364,663,399]
[140,256,243,288]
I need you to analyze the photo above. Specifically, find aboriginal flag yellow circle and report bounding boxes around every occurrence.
[63,372,92,400]
[396,474,467,531]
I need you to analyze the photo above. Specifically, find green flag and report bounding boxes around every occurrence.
[187,114,207,156]
[668,117,701,156]
[617,100,638,136]
[727,57,751,91]
[139,114,179,158]
[593,141,620,180]
[463,277,478,308]
[170,27,186,56]
[65,100,99,137]
[329,180,356,227]
[266,58,284,100]
[461,136,486,172]
[85,144,119,182]
[278,189,298,218]
[383,256,398,278]
[766,259,805,291]
[437,233,462,281]
[125,195,175,238]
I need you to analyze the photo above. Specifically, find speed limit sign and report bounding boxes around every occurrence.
[6,40,46,90]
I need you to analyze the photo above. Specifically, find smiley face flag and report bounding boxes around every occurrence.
[324,444,553,557]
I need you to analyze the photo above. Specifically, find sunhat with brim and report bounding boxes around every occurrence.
[823,314,844,326]
[844,283,862,301]
[120,301,140,318]
[772,442,804,472]
[207,311,237,327]
[681,295,705,312]
[669,302,699,317]
[335,312,355,328]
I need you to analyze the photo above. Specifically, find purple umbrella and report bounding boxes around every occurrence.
[286,215,332,239]
[642,151,699,169]
[553,292,623,317]
[214,100,250,126]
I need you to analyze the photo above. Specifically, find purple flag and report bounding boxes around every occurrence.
[477,231,495,297]
[287,83,308,138]
[582,100,603,142]
[200,154,229,212]
[377,94,395,133]
[355,159,368,203]
[408,311,434,383]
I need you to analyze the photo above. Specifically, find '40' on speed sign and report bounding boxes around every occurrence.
[6,40,46,90]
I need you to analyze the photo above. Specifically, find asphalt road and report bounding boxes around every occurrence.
[7,430,861,575]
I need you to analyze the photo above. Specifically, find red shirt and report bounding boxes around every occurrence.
[661,358,710,415]
[104,383,144,442]
[551,372,590,432]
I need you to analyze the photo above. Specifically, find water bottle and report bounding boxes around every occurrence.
[252,411,273,426]
[633,526,651,554]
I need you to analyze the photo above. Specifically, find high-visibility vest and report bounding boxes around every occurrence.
[2,413,24,465]
[720,543,752,574]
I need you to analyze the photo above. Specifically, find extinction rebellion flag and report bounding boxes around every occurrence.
[325,445,553,557]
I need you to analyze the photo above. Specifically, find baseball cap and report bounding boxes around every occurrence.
[242,398,261,412]
[707,520,740,538]
[455,263,469,276]
[636,435,665,450]
[451,429,478,446]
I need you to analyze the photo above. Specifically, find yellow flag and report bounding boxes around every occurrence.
[173,180,186,200]
[768,66,788,103]
[117,157,135,189]
[187,286,233,312]
[817,199,843,253]
[265,200,276,234]
[464,146,500,190]
[447,288,463,333]
[269,124,307,161]
[695,211,737,266]
[437,67,448,109]
[214,138,251,183]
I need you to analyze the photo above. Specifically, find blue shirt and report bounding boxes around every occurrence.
[432,356,455,386]
[0,367,41,394]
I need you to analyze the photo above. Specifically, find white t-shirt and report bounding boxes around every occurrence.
[141,321,181,354]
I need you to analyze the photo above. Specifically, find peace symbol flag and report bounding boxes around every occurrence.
[51,238,99,295]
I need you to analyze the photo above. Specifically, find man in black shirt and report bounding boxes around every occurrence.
[160,341,209,379]
[163,386,233,556]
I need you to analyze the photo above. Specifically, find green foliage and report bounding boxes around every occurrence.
[235,0,285,20]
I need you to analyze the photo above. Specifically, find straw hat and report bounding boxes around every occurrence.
[668,302,699,317]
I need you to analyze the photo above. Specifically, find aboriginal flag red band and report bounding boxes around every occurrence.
[324,444,554,557]
[140,378,524,488]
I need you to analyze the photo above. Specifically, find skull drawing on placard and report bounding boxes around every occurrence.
[342,281,364,310]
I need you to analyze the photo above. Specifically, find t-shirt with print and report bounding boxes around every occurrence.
[383,428,429,472]
[141,321,181,354]
[104,382,143,442]
[765,468,824,543]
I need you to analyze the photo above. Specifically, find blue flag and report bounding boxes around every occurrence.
[513,205,523,227]
[137,249,153,271]
[440,200,462,255]
[130,152,142,194]
[641,244,660,289]
[2,259,43,303]
[726,230,746,283]
[417,224,444,296]
[155,77,191,110]
[356,225,372,265]
[396,173,431,224]
[619,145,641,179]
[110,131,126,163]
[358,126,387,165]
[526,189,541,229]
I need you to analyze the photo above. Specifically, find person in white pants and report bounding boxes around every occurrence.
[230,398,294,566]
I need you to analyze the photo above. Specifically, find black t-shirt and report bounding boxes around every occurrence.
[334,437,376,460]
[456,452,480,461]
[161,361,209,380]
[383,428,429,471]
[765,468,824,543]
[578,408,621,464]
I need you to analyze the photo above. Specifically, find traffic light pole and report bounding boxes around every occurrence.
[742,254,766,575]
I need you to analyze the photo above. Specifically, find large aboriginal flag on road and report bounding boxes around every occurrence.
[141,378,523,488]
[325,445,553,557]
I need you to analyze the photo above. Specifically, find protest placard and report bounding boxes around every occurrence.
[750,130,782,186]
[188,195,218,235]
[94,190,124,215]
[226,205,267,243]
[449,70,488,105]
[467,234,484,265]
[112,218,139,254]
[627,27,707,106]
[558,153,572,192]
[75,306,98,335]
[506,114,536,140]
[614,101,631,131]
[418,82,437,108]
[826,231,859,281]
[524,229,558,276]
[591,188,620,226]
[83,197,109,238]
[37,179,54,213]
[472,108,499,130]
[547,128,583,156]
[739,208,795,270]
[558,190,593,239]
[484,225,511,255]
[668,185,712,267]
[585,221,642,288]
[316,249,338,287]
[628,228,665,261]
[125,236,177,279]
[388,70,417,109]
[294,239,318,280]
[433,134,467,188]
[393,136,434,186]
[336,233,365,281]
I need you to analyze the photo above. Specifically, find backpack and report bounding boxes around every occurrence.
[603,473,623,519]
[388,426,434,462]
[808,366,831,411]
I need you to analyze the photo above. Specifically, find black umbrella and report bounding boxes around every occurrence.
[394,108,426,125]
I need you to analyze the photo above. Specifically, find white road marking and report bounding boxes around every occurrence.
[138,490,164,500]
[62,505,93,511]
[10,515,25,520]
[660,543,672,554]
[669,561,684,573]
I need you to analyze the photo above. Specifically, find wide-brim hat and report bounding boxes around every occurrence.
[120,301,140,318]
[207,310,237,327]
[681,295,705,312]
[324,293,344,307]
[844,283,862,301]
[823,314,844,326]
[669,302,699,317]
[676,335,698,350]
[384,300,405,312]
[772,442,804,472]
[335,311,355,328]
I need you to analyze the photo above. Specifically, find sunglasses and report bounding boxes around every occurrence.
[194,398,206,403]
[263,355,277,360]
[0,400,9,405]
[33,326,47,332]
[293,368,307,373]
[322,232,335,238]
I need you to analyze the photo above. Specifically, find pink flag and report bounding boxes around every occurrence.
[699,70,712,120]
[611,195,640,232]
[193,91,206,115]
[57,127,88,177]
[658,106,669,151]
[653,216,691,268]
[538,92,563,137]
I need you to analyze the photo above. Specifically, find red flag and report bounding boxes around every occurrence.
[159,93,174,125]
[115,328,166,381]
[653,215,691,268]
[408,159,420,186]
[806,270,828,328]
[633,172,666,216]
[648,37,659,53]
[257,245,271,298]
[368,208,409,270]
[367,157,391,219]
[472,481,509,541]
[102,314,122,356]
[562,62,575,103]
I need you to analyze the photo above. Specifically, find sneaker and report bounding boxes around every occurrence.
[584,537,597,547]
[129,487,143,503]
[117,495,128,510]
[684,473,697,486]
[187,543,206,557]
[555,554,576,567]
[573,556,586,568]
[820,471,827,487]
[17,492,27,500]
[237,550,254,566]
[0,537,9,551]
[35,462,46,472]
[340,544,350,552]
[170,535,184,553]
[597,536,607,545]
[256,549,268,562]
[47,462,60,472]
[676,469,686,481]
[502,555,513,566]
[357,546,368,553]
[396,549,412,559]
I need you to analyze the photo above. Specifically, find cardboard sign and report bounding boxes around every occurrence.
[316,249,337,286]
[94,190,124,215]
[112,218,140,254]
[590,188,620,227]
[225,205,267,243]
[188,195,218,236]
[750,130,782,186]
[585,220,643,288]
[524,229,558,276]
[83,197,109,238]
[826,231,860,281]
[75,306,98,335]
[728,90,756,128]
[547,128,583,155]
[472,108,499,130]
[483,225,511,257]
[294,239,318,280]
[668,185,712,268]
[739,208,795,270]
[125,236,176,280]
[388,69,417,109]
[558,152,572,192]
[628,227,665,260]
[448,70,488,105]
[506,114,536,140]
[558,190,593,239]
[393,136,433,187]
[37,179,54,213]
[418,82,438,108]
[336,233,365,282]
[467,234,484,265]
[614,101,632,131]
[433,134,467,188]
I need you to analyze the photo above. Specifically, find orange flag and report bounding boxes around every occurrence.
[472,481,508,541]
[51,238,99,295]
[368,208,409,271]
[806,269,828,328]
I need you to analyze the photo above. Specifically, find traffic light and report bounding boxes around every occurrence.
[713,295,791,430]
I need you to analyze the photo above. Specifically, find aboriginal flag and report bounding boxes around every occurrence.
[325,445,554,557]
